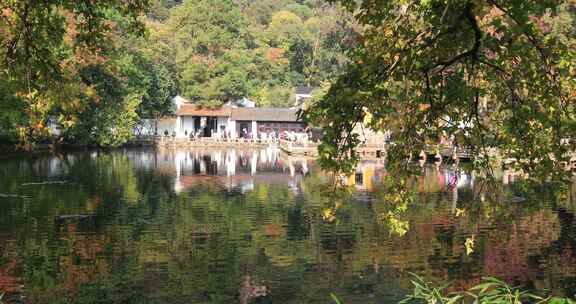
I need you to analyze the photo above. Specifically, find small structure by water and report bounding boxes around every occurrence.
[139,96,307,140]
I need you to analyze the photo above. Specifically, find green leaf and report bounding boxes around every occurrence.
[331,293,343,304]
[446,294,463,304]
[469,282,497,293]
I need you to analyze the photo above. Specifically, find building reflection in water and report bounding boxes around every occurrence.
[52,148,480,197]
[145,147,311,194]
[150,148,399,195]
[337,160,475,194]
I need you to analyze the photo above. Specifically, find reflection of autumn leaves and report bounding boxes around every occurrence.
[483,210,561,281]
[258,224,296,267]
[239,275,268,304]
[59,223,110,294]
[547,247,576,279]
[348,207,566,294]
[0,259,21,294]
[264,224,285,238]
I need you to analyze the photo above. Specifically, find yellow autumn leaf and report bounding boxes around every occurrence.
[465,235,476,255]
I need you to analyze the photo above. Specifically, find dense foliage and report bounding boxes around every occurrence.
[305,0,576,180]
[163,0,356,107]
[0,0,354,147]
[0,0,153,148]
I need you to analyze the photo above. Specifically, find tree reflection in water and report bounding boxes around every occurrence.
[0,147,574,303]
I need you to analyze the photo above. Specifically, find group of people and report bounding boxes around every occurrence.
[159,127,315,143]
[283,130,312,145]
[240,128,280,142]
[238,128,314,144]
[160,129,207,139]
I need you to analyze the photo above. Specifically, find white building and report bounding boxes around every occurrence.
[151,96,306,139]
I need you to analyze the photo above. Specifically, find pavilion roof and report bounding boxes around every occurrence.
[176,103,302,122]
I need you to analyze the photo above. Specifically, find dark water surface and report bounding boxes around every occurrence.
[0,148,575,303]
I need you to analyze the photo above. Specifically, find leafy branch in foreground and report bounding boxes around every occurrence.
[399,273,460,304]
[399,274,573,304]
[331,274,576,304]
[305,0,576,181]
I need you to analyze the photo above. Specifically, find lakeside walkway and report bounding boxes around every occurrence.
[130,136,274,148]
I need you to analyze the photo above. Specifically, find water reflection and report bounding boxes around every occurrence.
[0,148,574,303]
[128,147,311,193]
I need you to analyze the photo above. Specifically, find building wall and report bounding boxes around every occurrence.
[158,119,176,136]
[148,114,306,139]
[227,119,237,139]
[168,116,231,138]
[257,122,306,133]
[180,117,195,136]
[134,118,177,136]
[216,117,228,138]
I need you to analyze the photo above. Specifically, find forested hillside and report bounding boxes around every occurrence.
[0,0,357,148]
[149,0,357,107]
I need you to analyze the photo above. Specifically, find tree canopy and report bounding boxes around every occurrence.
[0,0,152,147]
[0,0,356,147]
[164,0,356,107]
[305,0,576,180]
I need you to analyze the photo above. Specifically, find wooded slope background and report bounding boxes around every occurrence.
[0,0,356,147]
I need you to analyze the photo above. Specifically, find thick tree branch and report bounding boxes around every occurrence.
[432,3,482,71]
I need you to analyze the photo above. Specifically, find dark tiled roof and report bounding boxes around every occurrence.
[231,108,301,122]
[177,104,232,116]
[176,103,302,122]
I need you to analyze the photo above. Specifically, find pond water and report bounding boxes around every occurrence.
[0,148,575,303]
